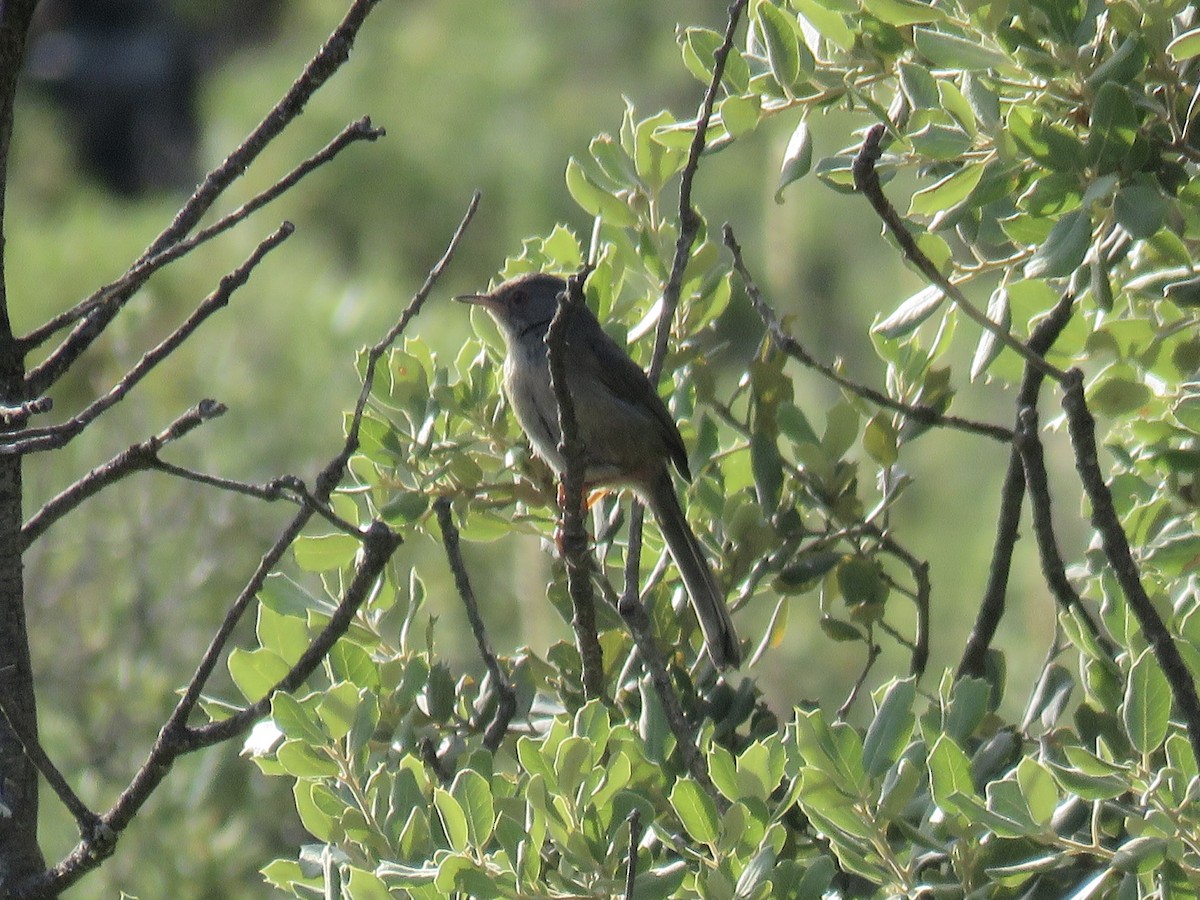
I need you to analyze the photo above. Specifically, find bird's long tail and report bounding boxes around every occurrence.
[645,469,741,669]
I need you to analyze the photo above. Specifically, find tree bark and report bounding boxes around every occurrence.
[0,0,44,886]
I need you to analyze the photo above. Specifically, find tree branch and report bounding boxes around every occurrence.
[1061,369,1200,764]
[724,224,1013,444]
[618,0,747,697]
[11,188,480,900]
[852,124,1067,383]
[434,497,517,751]
[958,292,1076,678]
[546,268,605,699]
[0,693,106,854]
[22,117,383,355]
[20,400,225,549]
[4,223,293,456]
[23,0,384,393]
[1014,407,1114,657]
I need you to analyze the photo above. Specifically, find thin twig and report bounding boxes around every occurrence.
[852,124,1067,383]
[623,807,643,900]
[724,224,1013,443]
[958,292,1075,678]
[138,462,361,535]
[12,188,479,900]
[546,269,605,699]
[836,638,882,721]
[622,600,714,793]
[651,0,748,383]
[1061,369,1200,764]
[21,400,226,549]
[619,0,748,659]
[24,0,384,393]
[0,396,50,427]
[5,223,293,456]
[874,533,930,677]
[21,118,383,354]
[0,694,103,848]
[185,524,402,747]
[1014,407,1114,657]
[434,497,516,751]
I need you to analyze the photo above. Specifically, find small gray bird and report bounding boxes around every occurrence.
[458,272,740,669]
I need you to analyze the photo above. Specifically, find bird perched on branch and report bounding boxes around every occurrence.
[457,272,740,669]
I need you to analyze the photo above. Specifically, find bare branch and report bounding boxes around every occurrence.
[547,268,606,699]
[22,117,383,354]
[836,637,882,721]
[651,0,748,383]
[1061,368,1200,763]
[13,187,481,900]
[434,497,517,751]
[725,223,1013,444]
[0,397,50,427]
[618,0,747,702]
[5,223,293,456]
[0,693,105,852]
[12,523,401,900]
[21,400,225,549]
[852,124,1067,383]
[958,292,1075,678]
[23,0,384,393]
[623,808,643,900]
[1014,407,1114,657]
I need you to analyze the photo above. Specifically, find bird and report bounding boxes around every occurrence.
[457,272,740,669]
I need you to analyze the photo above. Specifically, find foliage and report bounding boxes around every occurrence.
[230,0,1200,897]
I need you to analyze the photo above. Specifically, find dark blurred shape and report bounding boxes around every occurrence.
[26,0,200,196]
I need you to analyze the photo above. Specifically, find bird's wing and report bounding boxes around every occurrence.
[568,306,692,480]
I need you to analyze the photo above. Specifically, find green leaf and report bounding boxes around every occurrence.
[1114,182,1167,239]
[873,286,945,339]
[449,769,495,848]
[433,787,469,852]
[345,867,392,900]
[293,533,360,573]
[862,413,898,466]
[1124,648,1171,754]
[1087,82,1139,172]
[898,62,939,109]
[1023,208,1091,279]
[1167,27,1200,62]
[927,734,977,817]
[908,164,986,217]
[565,156,637,227]
[757,1,813,94]
[317,682,361,741]
[970,287,1010,381]
[669,778,719,845]
[777,550,842,592]
[820,616,863,642]
[276,740,340,778]
[1015,757,1058,825]
[792,0,853,48]
[293,782,337,843]
[913,27,1009,71]
[720,93,761,139]
[864,0,946,26]
[1088,373,1151,417]
[1111,836,1167,874]
[228,648,290,703]
[775,120,813,202]
[272,692,327,744]
[862,678,916,777]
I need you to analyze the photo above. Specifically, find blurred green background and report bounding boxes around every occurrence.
[9,0,1069,895]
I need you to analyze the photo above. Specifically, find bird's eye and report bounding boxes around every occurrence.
[511,290,526,305]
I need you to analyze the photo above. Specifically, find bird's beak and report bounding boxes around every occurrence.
[455,292,499,311]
